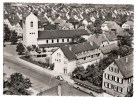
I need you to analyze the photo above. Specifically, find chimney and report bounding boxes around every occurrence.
[126,57,128,63]
[118,55,120,59]
[69,46,72,51]
[58,83,61,96]
[90,42,93,46]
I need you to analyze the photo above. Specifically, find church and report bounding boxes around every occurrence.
[22,12,90,50]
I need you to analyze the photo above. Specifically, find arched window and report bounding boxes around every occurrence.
[30,21,33,27]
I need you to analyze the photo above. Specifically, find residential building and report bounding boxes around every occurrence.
[51,46,77,75]
[102,54,133,97]
[52,42,103,74]
[122,21,134,30]
[99,43,119,58]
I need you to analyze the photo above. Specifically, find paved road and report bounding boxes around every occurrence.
[4,55,62,91]
[3,55,91,96]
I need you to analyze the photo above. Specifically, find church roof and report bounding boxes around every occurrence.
[38,29,89,39]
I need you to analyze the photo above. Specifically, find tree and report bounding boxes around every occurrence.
[4,24,11,42]
[118,35,133,47]
[4,73,32,95]
[10,31,18,44]
[16,43,25,55]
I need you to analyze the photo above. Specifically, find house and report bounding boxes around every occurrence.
[122,21,134,30]
[14,23,23,37]
[51,46,77,75]
[99,43,119,58]
[87,34,108,47]
[51,41,103,74]
[101,21,123,35]
[22,12,89,49]
[37,83,90,96]
[102,54,133,97]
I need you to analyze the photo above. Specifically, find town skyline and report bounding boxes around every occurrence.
[3,2,134,97]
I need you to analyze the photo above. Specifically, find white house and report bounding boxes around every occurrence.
[122,21,134,30]
[102,54,133,97]
[51,47,77,75]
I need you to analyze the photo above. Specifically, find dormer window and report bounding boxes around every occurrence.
[30,21,33,27]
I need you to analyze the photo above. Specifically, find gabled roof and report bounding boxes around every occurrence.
[22,11,31,20]
[60,46,77,60]
[99,43,119,54]
[103,21,123,34]
[124,21,134,28]
[114,54,133,78]
[38,29,89,39]
[88,34,107,46]
[70,42,99,54]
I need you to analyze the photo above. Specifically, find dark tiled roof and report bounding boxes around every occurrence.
[70,42,99,54]
[60,46,77,60]
[99,43,119,54]
[38,29,89,39]
[114,54,133,78]
[38,43,70,48]
[87,34,107,46]
[22,11,31,20]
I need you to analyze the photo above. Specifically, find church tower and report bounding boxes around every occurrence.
[23,12,38,47]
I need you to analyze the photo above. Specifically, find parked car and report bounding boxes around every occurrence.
[55,75,64,81]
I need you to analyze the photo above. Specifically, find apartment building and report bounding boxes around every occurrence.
[102,54,133,97]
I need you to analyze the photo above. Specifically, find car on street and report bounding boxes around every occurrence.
[55,75,64,81]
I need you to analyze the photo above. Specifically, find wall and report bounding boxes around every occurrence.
[122,24,130,29]
[76,49,102,66]
[24,13,38,47]
[38,38,72,45]
[52,48,76,75]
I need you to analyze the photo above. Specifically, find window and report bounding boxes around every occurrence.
[114,68,119,73]
[109,75,113,81]
[105,73,108,79]
[113,85,118,91]
[118,87,123,93]
[52,39,54,43]
[108,83,112,89]
[30,21,33,27]
[37,55,41,57]
[67,38,69,42]
[109,67,113,72]
[114,76,118,82]
[96,53,100,57]
[42,54,46,57]
[84,57,86,60]
[91,55,93,58]
[104,82,109,88]
[46,40,48,43]
[62,39,64,42]
[128,78,131,83]
[119,78,123,84]
[57,39,59,43]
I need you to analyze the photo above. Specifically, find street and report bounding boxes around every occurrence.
[4,55,62,92]
[3,45,90,96]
